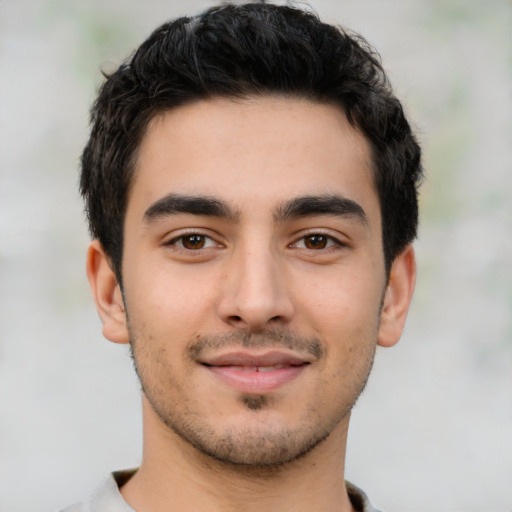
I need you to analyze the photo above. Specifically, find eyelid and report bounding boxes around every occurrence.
[289,230,348,250]
[165,229,223,249]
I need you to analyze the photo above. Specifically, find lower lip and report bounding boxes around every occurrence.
[205,365,307,393]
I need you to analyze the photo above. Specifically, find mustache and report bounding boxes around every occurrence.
[188,330,324,360]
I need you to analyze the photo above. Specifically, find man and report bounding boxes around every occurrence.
[63,2,421,511]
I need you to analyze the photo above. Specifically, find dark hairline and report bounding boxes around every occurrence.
[81,3,422,285]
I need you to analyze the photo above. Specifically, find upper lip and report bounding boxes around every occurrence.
[199,350,311,367]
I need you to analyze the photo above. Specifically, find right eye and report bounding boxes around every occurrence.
[167,233,218,250]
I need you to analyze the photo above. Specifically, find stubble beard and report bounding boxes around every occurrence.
[129,328,376,469]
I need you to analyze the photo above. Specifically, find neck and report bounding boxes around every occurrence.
[121,397,356,512]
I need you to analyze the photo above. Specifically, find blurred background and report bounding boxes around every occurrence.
[0,0,511,510]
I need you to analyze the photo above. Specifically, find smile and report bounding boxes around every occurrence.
[224,364,291,372]
[200,351,311,393]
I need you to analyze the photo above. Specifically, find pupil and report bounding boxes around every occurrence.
[307,235,327,249]
[184,235,204,249]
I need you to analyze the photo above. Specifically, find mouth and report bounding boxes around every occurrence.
[199,351,311,393]
[211,363,299,372]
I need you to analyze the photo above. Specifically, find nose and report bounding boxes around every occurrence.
[216,243,295,332]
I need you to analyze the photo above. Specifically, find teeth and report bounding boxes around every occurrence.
[230,366,257,372]
[227,364,288,372]
[258,364,286,372]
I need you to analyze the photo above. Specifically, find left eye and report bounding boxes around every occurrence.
[169,234,217,250]
[293,234,338,250]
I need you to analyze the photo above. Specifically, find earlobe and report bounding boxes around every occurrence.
[86,240,130,344]
[377,245,416,348]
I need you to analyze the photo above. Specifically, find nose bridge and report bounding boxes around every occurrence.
[218,235,293,329]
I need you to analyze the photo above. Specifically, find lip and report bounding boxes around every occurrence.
[200,350,311,393]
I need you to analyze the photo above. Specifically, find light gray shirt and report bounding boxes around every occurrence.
[59,470,381,512]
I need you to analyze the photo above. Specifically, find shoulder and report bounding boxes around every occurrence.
[57,470,137,512]
[346,481,383,512]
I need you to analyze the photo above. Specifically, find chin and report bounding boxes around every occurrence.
[179,421,334,468]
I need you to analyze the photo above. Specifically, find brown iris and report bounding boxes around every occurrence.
[304,234,328,249]
[182,235,206,250]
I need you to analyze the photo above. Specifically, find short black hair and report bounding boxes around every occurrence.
[81,2,422,281]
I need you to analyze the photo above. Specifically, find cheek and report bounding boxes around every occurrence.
[126,260,218,323]
[296,270,383,334]
[295,276,382,385]
[125,264,223,357]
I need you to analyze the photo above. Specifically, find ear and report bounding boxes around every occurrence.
[377,244,416,348]
[86,240,130,344]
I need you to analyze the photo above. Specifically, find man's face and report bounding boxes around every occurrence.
[117,96,389,466]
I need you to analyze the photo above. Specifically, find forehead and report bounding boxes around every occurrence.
[129,96,378,222]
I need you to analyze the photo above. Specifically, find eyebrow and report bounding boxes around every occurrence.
[143,193,367,226]
[143,194,240,223]
[274,195,368,225]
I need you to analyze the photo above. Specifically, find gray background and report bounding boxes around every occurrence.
[0,0,511,510]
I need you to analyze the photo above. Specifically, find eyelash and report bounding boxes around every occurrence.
[165,232,220,251]
[290,232,345,251]
[165,231,345,252]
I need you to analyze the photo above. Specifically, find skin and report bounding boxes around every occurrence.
[87,96,416,512]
